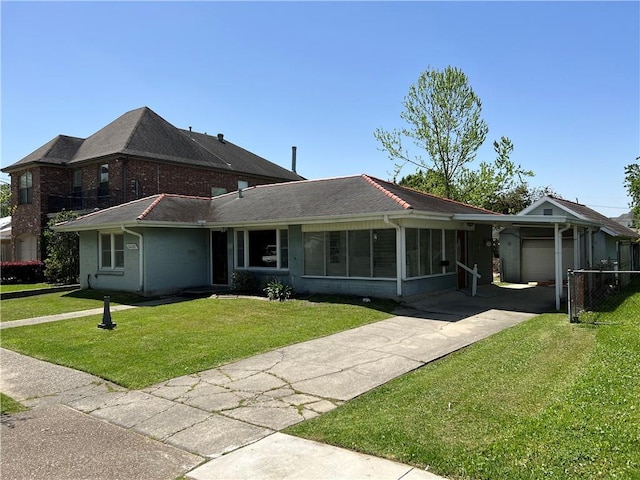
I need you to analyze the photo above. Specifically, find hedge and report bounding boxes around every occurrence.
[1,261,45,283]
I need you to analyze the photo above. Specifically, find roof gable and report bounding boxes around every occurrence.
[520,196,638,239]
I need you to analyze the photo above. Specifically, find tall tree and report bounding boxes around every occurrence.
[624,162,640,227]
[44,210,80,284]
[457,136,534,211]
[377,66,538,212]
[0,183,11,217]
[375,66,489,199]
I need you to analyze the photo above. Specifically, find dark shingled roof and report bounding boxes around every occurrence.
[550,197,639,239]
[11,135,84,167]
[3,107,302,182]
[56,175,496,230]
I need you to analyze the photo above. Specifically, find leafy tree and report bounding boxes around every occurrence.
[0,183,12,217]
[375,66,489,199]
[376,66,536,211]
[397,136,536,212]
[624,162,640,227]
[44,210,80,284]
[458,137,535,211]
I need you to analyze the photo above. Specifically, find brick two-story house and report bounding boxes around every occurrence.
[1,107,303,261]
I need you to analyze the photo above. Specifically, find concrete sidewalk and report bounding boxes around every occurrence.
[1,297,536,479]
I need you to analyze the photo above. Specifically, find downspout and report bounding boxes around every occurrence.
[121,226,144,292]
[384,215,403,297]
[554,223,571,310]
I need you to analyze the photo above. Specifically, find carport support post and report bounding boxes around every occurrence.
[98,296,116,330]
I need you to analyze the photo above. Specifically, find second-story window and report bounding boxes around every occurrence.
[98,164,109,197]
[73,170,83,208]
[19,172,33,204]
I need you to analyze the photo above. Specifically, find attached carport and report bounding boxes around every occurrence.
[452,213,600,310]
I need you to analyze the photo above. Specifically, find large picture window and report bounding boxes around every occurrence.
[100,233,124,270]
[236,229,288,269]
[304,229,397,278]
[19,172,33,205]
[405,228,456,278]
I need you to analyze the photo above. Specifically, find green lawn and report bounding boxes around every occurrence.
[0,296,394,389]
[0,283,52,294]
[0,393,28,415]
[287,291,640,479]
[1,289,148,322]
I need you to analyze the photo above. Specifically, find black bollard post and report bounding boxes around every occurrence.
[98,295,116,329]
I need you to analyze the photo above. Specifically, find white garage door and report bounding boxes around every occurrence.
[521,239,573,282]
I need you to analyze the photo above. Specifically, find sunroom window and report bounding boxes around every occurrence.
[405,228,456,277]
[303,229,397,278]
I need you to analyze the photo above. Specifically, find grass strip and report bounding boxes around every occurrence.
[0,283,53,294]
[0,393,28,415]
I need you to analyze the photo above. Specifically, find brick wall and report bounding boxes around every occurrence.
[8,156,296,260]
[122,158,281,201]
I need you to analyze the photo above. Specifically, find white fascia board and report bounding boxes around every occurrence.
[53,222,125,232]
[209,210,459,229]
[453,214,598,228]
[55,209,455,232]
[207,210,421,229]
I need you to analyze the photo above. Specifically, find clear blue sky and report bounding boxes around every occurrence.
[2,1,638,218]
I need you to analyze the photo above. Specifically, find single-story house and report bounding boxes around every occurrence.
[56,177,638,309]
[55,174,500,300]
[499,195,639,283]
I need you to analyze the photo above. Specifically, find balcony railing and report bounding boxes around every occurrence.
[47,188,125,213]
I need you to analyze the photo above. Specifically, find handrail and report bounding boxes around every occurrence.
[456,261,481,278]
[456,261,480,296]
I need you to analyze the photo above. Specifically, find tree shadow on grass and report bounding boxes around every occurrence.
[62,289,152,306]
[297,294,399,315]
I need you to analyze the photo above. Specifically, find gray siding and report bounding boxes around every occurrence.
[402,274,457,296]
[467,224,494,286]
[143,228,210,295]
[78,230,142,292]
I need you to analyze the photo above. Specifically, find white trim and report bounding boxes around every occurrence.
[234,228,289,270]
[99,232,125,271]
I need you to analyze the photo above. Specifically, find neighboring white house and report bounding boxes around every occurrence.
[611,211,636,230]
[0,216,12,261]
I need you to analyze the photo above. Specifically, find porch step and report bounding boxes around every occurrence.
[181,286,232,298]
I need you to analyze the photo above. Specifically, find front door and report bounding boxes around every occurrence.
[211,231,228,285]
[457,230,467,289]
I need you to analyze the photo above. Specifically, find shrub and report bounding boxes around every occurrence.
[264,278,294,302]
[0,261,45,283]
[231,270,256,293]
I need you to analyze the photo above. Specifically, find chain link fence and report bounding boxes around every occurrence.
[568,267,640,323]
